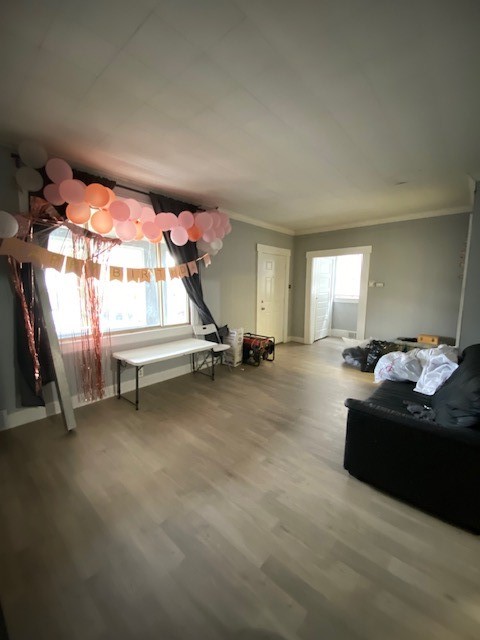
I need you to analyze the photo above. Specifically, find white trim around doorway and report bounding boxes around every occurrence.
[304,246,372,345]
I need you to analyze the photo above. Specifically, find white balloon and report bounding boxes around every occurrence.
[196,239,210,254]
[199,240,218,256]
[210,238,223,251]
[0,211,19,238]
[18,140,48,169]
[16,166,43,192]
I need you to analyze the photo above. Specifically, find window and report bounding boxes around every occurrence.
[333,254,362,302]
[45,226,189,339]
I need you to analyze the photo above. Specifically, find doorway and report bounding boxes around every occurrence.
[304,246,371,344]
[256,244,291,343]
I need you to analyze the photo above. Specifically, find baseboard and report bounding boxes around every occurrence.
[330,329,357,339]
[287,336,305,343]
[0,405,61,431]
[0,363,191,431]
[100,363,191,405]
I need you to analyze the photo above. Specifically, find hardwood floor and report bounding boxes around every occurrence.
[0,338,479,640]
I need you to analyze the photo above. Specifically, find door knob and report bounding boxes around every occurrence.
[261,307,265,310]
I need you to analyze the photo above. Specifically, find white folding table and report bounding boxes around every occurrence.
[112,338,225,410]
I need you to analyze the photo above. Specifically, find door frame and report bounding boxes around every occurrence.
[304,246,372,345]
[257,244,291,343]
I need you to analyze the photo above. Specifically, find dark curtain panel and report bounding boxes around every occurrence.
[149,192,216,326]
[14,163,115,407]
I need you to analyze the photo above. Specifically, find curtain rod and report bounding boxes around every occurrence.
[115,183,150,196]
[117,183,206,210]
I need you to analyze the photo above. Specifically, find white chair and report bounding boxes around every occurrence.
[192,324,230,380]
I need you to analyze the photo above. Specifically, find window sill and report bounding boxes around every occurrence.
[59,324,193,354]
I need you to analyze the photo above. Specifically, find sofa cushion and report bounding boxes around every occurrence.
[368,380,431,415]
[432,344,480,428]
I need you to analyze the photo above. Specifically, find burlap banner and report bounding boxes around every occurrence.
[0,238,211,282]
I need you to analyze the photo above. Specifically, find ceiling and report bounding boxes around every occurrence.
[1,0,479,233]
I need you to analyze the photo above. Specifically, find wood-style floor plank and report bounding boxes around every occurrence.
[0,338,479,640]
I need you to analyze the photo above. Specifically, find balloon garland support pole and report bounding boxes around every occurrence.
[34,267,77,432]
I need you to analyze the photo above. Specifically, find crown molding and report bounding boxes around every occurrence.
[224,209,295,235]
[294,206,471,236]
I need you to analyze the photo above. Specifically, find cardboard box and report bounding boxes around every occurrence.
[417,334,439,345]
[224,328,244,348]
[417,334,455,346]
[223,349,243,366]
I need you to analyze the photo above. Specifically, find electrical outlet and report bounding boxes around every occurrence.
[138,368,144,377]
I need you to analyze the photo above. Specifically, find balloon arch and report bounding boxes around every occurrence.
[0,140,232,255]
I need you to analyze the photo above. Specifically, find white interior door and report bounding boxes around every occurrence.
[313,257,335,341]
[257,250,288,343]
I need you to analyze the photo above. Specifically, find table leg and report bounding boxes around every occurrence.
[135,366,139,410]
[117,359,121,399]
[211,349,215,381]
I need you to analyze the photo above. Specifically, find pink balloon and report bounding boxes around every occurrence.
[43,183,65,206]
[178,210,194,229]
[155,213,171,231]
[115,220,136,241]
[142,221,162,240]
[166,212,179,229]
[225,221,232,234]
[140,206,155,223]
[210,211,222,230]
[58,179,86,204]
[196,211,213,232]
[46,158,73,184]
[109,200,130,221]
[125,198,142,221]
[202,229,216,243]
[170,226,189,246]
[216,226,226,239]
[218,211,229,225]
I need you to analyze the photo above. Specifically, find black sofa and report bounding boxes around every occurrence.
[344,344,480,533]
